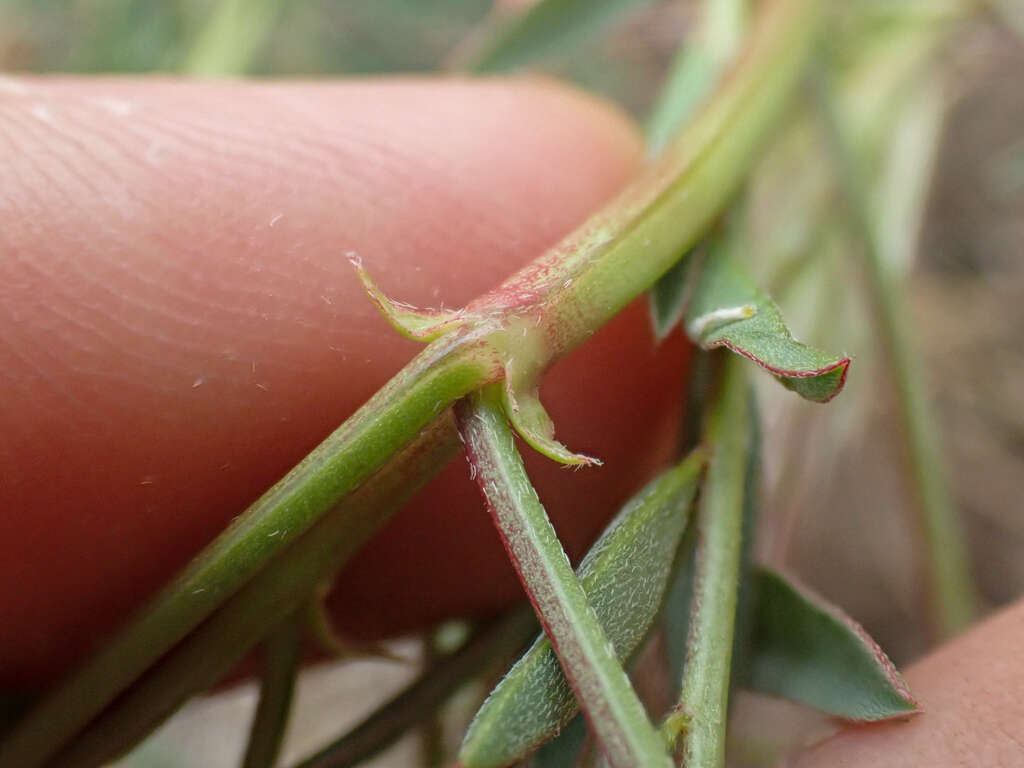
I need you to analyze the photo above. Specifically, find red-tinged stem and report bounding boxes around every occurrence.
[455,386,672,768]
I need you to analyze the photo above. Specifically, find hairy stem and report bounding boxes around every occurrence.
[456,386,671,768]
[494,0,820,355]
[45,416,464,768]
[671,356,751,767]
[0,3,820,765]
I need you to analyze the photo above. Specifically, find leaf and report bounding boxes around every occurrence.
[531,714,588,768]
[502,376,600,467]
[685,247,850,403]
[348,252,465,342]
[456,386,672,768]
[466,0,656,74]
[457,450,704,768]
[648,253,694,342]
[747,567,919,722]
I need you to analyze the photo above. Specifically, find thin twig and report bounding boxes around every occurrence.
[669,356,752,767]
[456,386,672,768]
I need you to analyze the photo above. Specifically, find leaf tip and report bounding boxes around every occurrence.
[347,251,464,342]
[502,379,601,467]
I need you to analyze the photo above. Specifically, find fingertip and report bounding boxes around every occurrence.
[0,75,655,685]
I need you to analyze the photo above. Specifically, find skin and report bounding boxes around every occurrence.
[0,77,685,688]
[1,77,1020,767]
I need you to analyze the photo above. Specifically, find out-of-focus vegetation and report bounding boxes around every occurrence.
[0,0,676,114]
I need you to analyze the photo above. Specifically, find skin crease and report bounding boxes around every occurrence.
[0,77,1020,768]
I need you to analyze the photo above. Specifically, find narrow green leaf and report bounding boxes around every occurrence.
[458,451,704,767]
[685,246,850,403]
[466,0,655,74]
[349,253,466,342]
[502,377,600,467]
[455,386,672,768]
[649,254,694,342]
[748,568,919,722]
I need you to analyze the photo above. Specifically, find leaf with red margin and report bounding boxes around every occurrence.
[748,567,919,722]
[684,247,850,403]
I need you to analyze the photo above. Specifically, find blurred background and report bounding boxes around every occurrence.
[1,0,1021,765]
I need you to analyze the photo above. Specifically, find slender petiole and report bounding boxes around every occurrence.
[455,386,671,768]
[669,355,751,767]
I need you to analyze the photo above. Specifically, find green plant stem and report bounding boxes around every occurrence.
[811,74,976,638]
[0,344,479,768]
[183,0,288,75]
[455,386,671,768]
[512,0,819,355]
[242,613,304,768]
[289,607,536,768]
[0,4,820,766]
[43,416,465,768]
[669,356,751,767]
[457,450,705,767]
